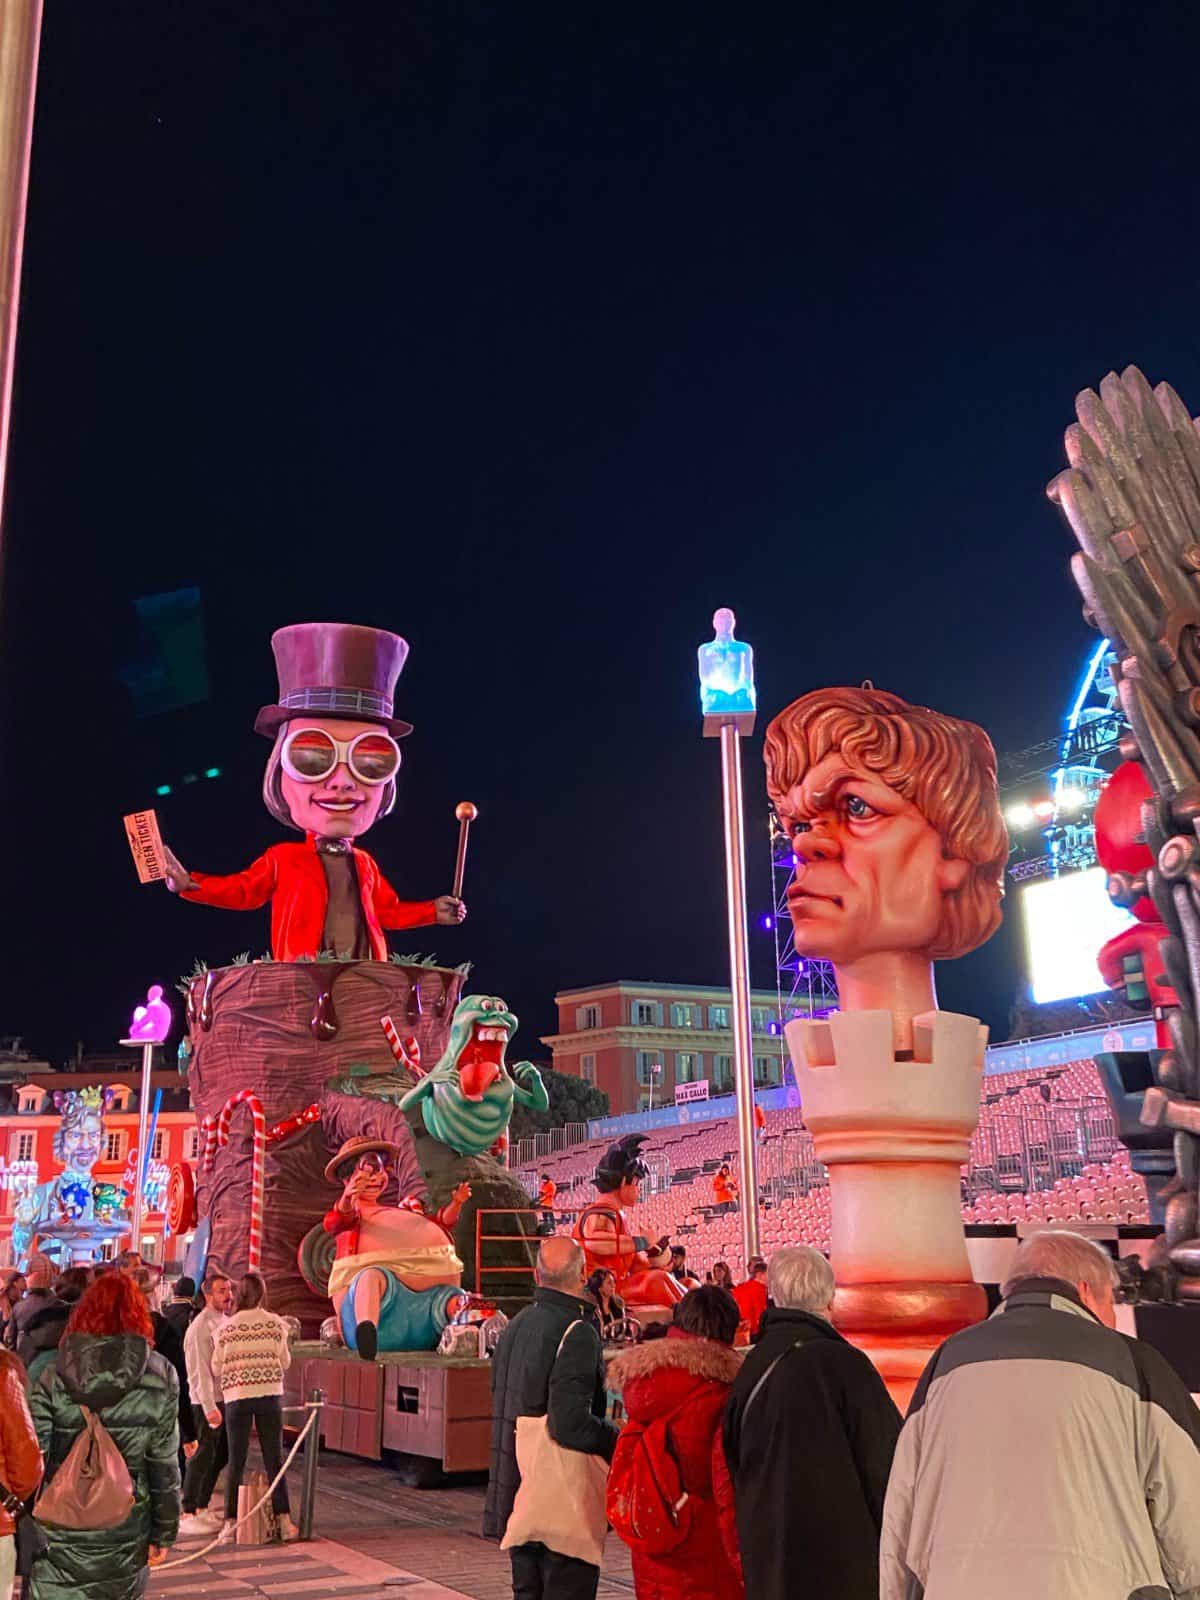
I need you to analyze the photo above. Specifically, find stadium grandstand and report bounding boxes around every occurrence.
[515,1050,1149,1280]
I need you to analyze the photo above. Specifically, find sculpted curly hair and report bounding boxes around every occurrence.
[763,686,1007,961]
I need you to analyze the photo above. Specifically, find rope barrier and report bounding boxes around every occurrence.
[153,1399,321,1571]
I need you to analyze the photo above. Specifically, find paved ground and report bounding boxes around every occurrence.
[151,1453,635,1600]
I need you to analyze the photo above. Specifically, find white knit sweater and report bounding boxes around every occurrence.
[211,1309,292,1401]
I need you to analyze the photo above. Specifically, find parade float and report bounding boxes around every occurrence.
[11,1087,131,1265]
[573,1134,685,1321]
[1047,371,1200,1370]
[135,621,546,1471]
[765,685,1008,1406]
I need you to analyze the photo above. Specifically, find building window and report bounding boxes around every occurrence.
[575,1004,601,1030]
[751,1007,772,1032]
[676,1052,702,1084]
[636,1052,664,1087]
[754,1054,780,1087]
[104,1132,125,1164]
[152,1130,166,1161]
[708,1005,730,1030]
[712,1054,733,1091]
[108,1084,132,1111]
[670,1003,698,1029]
[15,1131,34,1163]
[580,1054,596,1085]
[185,1127,200,1162]
[631,1000,661,1028]
[16,1086,42,1113]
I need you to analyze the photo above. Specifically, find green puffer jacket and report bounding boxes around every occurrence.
[29,1331,181,1600]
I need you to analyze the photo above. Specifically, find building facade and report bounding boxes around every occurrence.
[542,980,793,1115]
[0,1067,197,1270]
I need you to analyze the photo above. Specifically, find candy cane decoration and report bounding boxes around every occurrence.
[214,1090,266,1271]
[381,1015,423,1077]
[200,1115,219,1174]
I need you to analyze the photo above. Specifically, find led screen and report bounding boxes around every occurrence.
[1021,866,1135,1006]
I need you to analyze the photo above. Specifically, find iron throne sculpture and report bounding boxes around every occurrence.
[1049,366,1200,1296]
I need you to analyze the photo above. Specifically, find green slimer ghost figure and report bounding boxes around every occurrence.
[400,994,549,1158]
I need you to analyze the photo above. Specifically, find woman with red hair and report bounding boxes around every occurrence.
[28,1273,180,1600]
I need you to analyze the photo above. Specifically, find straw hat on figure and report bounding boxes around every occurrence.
[159,622,466,960]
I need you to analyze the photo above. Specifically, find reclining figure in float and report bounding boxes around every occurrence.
[322,1136,472,1360]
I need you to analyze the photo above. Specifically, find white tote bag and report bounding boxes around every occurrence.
[500,1321,610,1566]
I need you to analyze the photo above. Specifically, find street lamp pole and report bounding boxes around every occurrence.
[699,608,760,1267]
[0,0,41,581]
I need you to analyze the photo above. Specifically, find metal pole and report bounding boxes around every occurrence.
[299,1387,323,1541]
[129,1041,153,1249]
[0,0,40,571]
[719,721,760,1264]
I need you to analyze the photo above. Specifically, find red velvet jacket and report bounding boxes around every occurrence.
[181,835,437,962]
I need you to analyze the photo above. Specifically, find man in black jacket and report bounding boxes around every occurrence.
[484,1236,618,1599]
[723,1245,900,1600]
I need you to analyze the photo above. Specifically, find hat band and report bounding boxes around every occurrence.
[279,687,394,719]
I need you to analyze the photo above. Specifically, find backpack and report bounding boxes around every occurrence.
[606,1396,695,1556]
[36,1406,135,1531]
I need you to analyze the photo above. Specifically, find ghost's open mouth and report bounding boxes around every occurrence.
[458,1019,511,1100]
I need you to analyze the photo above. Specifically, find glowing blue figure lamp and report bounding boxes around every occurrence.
[696,606,760,1259]
[698,607,756,736]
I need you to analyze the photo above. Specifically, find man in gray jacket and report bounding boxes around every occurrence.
[882,1230,1200,1599]
[484,1236,618,1599]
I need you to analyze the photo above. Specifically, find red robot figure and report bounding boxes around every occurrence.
[1094,759,1177,1044]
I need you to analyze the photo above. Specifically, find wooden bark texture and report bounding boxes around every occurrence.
[187,961,463,1330]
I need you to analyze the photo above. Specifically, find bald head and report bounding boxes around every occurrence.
[536,1236,586,1294]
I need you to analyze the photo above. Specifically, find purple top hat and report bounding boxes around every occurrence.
[254,622,414,739]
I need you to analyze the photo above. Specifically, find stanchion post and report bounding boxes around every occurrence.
[298,1388,323,1541]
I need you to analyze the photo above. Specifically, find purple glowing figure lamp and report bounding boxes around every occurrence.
[127,985,171,1044]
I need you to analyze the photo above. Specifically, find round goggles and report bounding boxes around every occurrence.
[281,726,402,786]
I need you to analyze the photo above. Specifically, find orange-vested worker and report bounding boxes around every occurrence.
[713,1165,739,1209]
[536,1175,557,1211]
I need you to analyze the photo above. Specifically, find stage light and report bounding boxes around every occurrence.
[154,784,171,797]
[759,913,773,931]
[1006,804,1035,828]
[182,773,198,785]
[1033,801,1054,819]
[1058,787,1084,812]
[204,766,221,779]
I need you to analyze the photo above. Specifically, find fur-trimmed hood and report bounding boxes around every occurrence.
[609,1331,742,1395]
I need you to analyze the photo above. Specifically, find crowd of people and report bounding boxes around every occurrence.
[6,1224,1200,1600]
[0,1253,298,1600]
[487,1231,1200,1600]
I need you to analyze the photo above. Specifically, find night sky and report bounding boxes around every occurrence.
[2,3,1198,1063]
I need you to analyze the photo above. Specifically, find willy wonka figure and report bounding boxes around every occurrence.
[161,622,466,962]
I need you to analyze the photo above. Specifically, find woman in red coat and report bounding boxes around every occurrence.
[607,1287,744,1600]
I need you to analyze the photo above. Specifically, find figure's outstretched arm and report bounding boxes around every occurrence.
[372,868,440,932]
[178,849,278,912]
[435,1182,471,1230]
[399,1075,435,1111]
[510,1061,549,1112]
